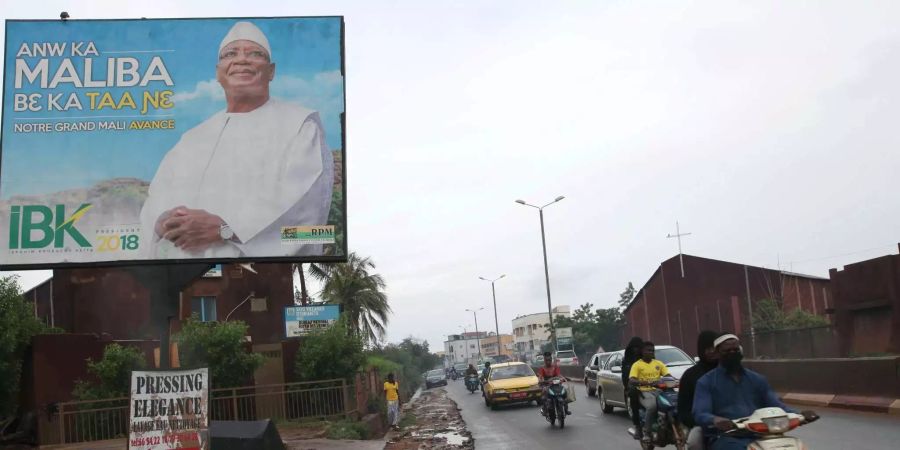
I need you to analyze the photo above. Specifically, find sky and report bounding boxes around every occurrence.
[2,17,343,196]
[1,0,899,351]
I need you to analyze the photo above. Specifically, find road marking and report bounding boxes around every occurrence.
[586,413,598,418]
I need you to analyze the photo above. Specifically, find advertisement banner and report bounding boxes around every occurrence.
[1,17,346,269]
[284,304,340,337]
[129,368,209,450]
[555,327,572,339]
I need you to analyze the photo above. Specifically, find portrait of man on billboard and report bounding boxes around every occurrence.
[139,21,334,259]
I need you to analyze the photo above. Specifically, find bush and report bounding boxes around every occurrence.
[295,320,365,381]
[73,343,146,400]
[175,317,264,389]
[326,419,369,440]
[0,276,58,416]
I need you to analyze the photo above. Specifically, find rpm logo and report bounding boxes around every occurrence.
[9,204,93,249]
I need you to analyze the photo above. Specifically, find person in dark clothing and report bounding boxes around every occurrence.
[678,330,721,450]
[621,336,644,434]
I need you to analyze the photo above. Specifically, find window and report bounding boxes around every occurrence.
[607,354,623,370]
[191,297,217,322]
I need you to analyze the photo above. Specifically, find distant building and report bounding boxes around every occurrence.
[622,254,831,355]
[829,244,900,355]
[511,305,571,361]
[480,333,515,359]
[444,331,488,364]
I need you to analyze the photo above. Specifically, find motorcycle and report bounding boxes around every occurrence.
[541,377,568,428]
[626,376,686,450]
[465,374,479,393]
[450,371,458,381]
[726,407,813,450]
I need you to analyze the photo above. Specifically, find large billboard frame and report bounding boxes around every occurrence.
[0,16,348,270]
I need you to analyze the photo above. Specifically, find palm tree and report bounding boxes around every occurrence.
[306,253,391,343]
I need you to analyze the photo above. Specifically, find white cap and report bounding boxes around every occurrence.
[219,21,271,58]
[713,333,739,348]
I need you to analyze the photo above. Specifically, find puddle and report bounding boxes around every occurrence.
[433,431,470,446]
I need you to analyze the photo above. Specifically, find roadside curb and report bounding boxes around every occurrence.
[781,392,900,414]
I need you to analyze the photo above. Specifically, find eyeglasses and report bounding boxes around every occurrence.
[218,48,269,62]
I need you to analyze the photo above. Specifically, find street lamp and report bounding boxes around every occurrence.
[465,308,484,361]
[478,275,505,358]
[515,195,565,352]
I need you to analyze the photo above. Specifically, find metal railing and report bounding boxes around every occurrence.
[47,378,355,445]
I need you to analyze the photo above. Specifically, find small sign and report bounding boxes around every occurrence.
[284,304,341,337]
[556,327,573,339]
[129,368,209,450]
[202,264,222,278]
[281,225,335,244]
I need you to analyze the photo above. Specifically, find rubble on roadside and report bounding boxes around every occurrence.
[384,387,473,450]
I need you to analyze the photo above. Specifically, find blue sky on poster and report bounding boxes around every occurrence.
[2,1,900,349]
[2,17,343,197]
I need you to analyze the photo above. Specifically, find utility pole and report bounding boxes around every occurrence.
[479,275,506,357]
[466,308,484,361]
[667,220,692,278]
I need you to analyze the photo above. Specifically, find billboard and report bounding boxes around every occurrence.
[0,17,346,269]
[130,368,209,450]
[284,304,340,337]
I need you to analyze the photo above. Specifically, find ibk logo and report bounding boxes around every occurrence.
[9,204,93,249]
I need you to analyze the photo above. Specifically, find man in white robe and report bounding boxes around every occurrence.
[140,21,334,259]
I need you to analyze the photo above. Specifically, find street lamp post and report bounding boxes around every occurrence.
[479,275,506,357]
[466,308,484,361]
[515,195,565,352]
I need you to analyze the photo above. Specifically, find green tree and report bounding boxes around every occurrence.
[552,303,622,359]
[618,282,636,311]
[308,253,392,344]
[294,320,365,381]
[752,298,828,332]
[368,337,440,398]
[175,317,264,389]
[73,343,146,400]
[0,276,52,416]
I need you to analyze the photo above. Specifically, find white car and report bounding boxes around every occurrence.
[596,345,694,415]
[555,350,580,366]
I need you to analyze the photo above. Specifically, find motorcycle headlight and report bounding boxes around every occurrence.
[494,389,508,394]
[762,416,791,434]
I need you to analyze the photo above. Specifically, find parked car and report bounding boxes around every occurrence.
[425,369,448,389]
[596,345,694,415]
[555,349,579,366]
[482,362,542,409]
[453,363,468,376]
[583,351,614,397]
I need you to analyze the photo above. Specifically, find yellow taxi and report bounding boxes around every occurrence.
[482,362,542,409]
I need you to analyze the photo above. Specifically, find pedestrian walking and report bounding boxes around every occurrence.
[384,373,401,430]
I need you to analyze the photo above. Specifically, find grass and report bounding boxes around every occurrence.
[398,412,417,429]
[326,419,370,440]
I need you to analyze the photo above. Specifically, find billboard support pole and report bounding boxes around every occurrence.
[128,264,213,369]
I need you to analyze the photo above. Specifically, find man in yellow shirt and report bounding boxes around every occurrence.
[384,373,401,430]
[628,341,670,442]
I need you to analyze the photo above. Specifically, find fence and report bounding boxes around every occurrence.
[741,326,841,359]
[41,377,368,445]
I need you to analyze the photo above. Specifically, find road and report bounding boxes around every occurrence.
[444,377,900,450]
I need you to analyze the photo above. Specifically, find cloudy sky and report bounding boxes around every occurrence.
[2,1,899,350]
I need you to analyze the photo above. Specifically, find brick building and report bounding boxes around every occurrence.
[622,254,831,355]
[27,263,294,344]
[829,244,900,356]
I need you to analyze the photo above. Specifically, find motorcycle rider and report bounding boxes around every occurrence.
[480,361,491,391]
[537,351,571,416]
[677,330,721,450]
[629,341,670,443]
[621,336,645,438]
[693,334,819,450]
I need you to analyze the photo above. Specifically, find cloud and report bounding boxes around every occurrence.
[171,79,225,103]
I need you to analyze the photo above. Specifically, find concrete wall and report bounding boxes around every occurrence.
[745,357,900,400]
[829,245,900,355]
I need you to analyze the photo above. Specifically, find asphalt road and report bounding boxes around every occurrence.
[444,378,900,450]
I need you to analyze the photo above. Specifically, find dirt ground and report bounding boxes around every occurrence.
[384,387,473,450]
